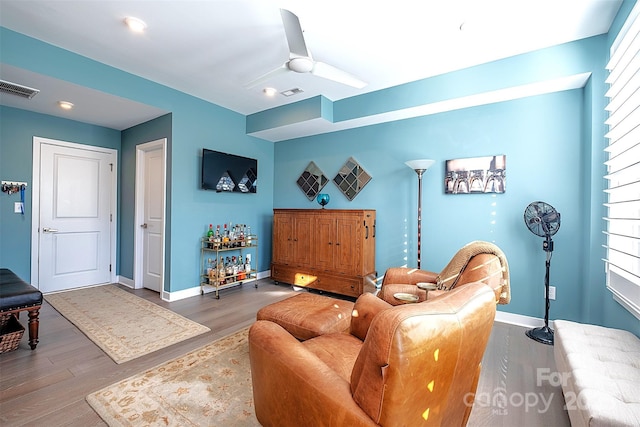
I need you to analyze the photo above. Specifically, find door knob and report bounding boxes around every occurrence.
[42,227,59,233]
[141,223,148,228]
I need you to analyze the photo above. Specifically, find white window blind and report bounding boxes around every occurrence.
[604,2,640,320]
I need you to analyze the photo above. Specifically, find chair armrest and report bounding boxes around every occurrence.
[381,267,438,286]
[249,320,376,427]
[350,293,391,340]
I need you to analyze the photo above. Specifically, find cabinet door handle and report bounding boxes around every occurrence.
[365,225,369,239]
[335,242,340,246]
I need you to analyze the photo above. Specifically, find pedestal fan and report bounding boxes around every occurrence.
[524,201,561,345]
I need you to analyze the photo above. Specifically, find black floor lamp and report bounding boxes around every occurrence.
[405,159,435,269]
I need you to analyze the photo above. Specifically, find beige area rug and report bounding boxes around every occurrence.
[45,285,210,364]
[87,326,259,426]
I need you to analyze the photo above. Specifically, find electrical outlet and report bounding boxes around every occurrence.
[14,202,23,213]
[547,286,556,300]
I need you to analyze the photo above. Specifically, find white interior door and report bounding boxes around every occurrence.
[35,139,115,293]
[135,139,165,293]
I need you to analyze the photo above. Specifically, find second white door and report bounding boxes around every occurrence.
[135,139,166,293]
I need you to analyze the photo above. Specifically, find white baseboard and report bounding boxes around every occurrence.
[117,275,134,288]
[495,310,550,329]
[161,270,271,302]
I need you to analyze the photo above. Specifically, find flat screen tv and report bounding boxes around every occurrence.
[201,149,257,193]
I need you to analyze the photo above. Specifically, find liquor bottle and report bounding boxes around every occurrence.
[217,258,225,284]
[237,255,246,280]
[222,223,229,247]
[226,256,233,278]
[207,224,214,248]
[231,225,237,247]
[214,225,221,249]
[207,258,216,284]
[232,256,238,276]
[239,224,245,247]
[245,254,251,274]
[246,225,252,246]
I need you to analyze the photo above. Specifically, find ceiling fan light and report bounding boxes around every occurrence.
[288,57,313,73]
[124,16,147,33]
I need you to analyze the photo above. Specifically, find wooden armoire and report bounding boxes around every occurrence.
[271,209,376,298]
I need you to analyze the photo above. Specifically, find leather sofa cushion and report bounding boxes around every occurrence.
[302,333,363,383]
[0,269,43,311]
[256,292,354,340]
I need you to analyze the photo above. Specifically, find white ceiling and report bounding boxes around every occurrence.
[0,0,623,133]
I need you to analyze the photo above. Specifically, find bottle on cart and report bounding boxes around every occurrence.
[214,225,221,249]
[207,224,214,248]
[226,256,233,278]
[246,225,252,246]
[222,224,229,247]
[207,258,216,284]
[239,224,246,247]
[217,258,226,285]
[245,254,251,274]
[230,225,237,247]
[237,255,246,280]
[231,256,238,276]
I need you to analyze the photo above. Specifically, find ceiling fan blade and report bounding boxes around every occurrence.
[311,62,367,89]
[280,9,310,58]
[243,64,288,89]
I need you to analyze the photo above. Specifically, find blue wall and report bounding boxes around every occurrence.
[0,106,120,280]
[274,90,586,320]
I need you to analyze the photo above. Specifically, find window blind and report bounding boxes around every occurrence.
[604,2,640,320]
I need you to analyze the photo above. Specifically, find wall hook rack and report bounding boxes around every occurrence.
[1,181,28,195]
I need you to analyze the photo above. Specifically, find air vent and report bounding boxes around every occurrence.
[0,79,40,99]
[281,88,304,97]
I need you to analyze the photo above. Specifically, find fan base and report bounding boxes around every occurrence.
[526,325,554,345]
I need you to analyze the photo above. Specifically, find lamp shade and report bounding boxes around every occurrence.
[405,159,435,171]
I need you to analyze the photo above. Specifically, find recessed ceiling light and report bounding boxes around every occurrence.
[263,87,277,97]
[57,101,74,110]
[124,16,147,33]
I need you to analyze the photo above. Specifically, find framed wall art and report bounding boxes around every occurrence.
[445,155,506,194]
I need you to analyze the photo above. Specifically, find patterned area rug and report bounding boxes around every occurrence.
[87,327,259,426]
[45,285,210,364]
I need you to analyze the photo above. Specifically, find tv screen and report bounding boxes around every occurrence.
[201,149,257,193]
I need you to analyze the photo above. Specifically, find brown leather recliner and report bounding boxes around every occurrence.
[377,240,511,305]
[249,282,497,427]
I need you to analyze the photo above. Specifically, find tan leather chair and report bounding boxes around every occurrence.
[377,240,510,306]
[249,282,497,427]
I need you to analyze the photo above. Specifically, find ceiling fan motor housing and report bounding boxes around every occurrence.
[288,57,314,73]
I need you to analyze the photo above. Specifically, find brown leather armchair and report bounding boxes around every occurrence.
[377,240,510,306]
[249,282,497,427]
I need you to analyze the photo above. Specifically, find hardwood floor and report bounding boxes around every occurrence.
[0,280,570,426]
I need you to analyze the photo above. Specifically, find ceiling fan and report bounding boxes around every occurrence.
[244,9,367,89]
